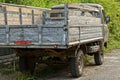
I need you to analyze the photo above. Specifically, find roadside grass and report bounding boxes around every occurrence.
[15,74,36,80]
[15,64,68,80]
[0,63,68,80]
[0,64,16,75]
[0,68,14,75]
[35,66,56,78]
[105,39,120,53]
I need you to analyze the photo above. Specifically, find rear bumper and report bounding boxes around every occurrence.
[0,45,68,49]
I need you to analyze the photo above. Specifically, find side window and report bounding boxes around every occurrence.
[84,11,93,17]
[91,11,100,18]
[81,11,100,18]
[81,11,84,16]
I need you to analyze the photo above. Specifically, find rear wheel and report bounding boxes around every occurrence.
[70,50,84,77]
[19,56,28,73]
[94,42,104,65]
[19,56,36,74]
[27,57,36,74]
[94,51,104,65]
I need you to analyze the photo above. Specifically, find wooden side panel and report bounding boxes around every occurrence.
[68,9,101,26]
[42,27,65,44]
[34,15,43,24]
[69,26,103,43]
[34,9,42,14]
[68,9,103,43]
[7,13,19,25]
[69,28,79,42]
[0,13,4,25]
[9,27,39,43]
[0,27,6,43]
[34,10,43,24]
[68,16,101,26]
[0,4,44,25]
[22,14,32,25]
[6,6,19,12]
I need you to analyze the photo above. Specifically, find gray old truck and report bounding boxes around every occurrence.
[0,3,110,77]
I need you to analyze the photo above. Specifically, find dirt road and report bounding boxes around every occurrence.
[43,49,120,80]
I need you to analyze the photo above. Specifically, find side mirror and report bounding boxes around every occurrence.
[106,16,110,23]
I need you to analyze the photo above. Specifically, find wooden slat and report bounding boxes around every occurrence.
[34,16,43,24]
[34,9,42,14]
[0,2,48,11]
[0,54,18,65]
[0,57,18,63]
[22,7,32,13]
[0,12,4,25]
[6,5,19,12]
[48,10,64,13]
[50,17,64,20]
[0,54,15,59]
[68,16,101,26]
[0,3,45,25]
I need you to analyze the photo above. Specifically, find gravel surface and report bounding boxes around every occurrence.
[0,49,120,80]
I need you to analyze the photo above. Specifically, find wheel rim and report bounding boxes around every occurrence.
[100,51,104,62]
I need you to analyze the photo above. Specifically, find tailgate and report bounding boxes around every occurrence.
[0,25,66,47]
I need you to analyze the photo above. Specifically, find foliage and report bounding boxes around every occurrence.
[15,74,36,80]
[0,64,15,75]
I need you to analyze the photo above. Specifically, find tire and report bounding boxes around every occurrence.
[70,50,84,77]
[27,57,36,74]
[19,56,28,73]
[94,42,104,65]
[19,56,36,74]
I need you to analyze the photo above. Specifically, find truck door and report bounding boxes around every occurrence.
[101,9,108,45]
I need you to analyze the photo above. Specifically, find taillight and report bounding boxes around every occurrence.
[14,40,31,45]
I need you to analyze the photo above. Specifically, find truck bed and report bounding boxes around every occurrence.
[0,3,104,49]
[0,24,103,49]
